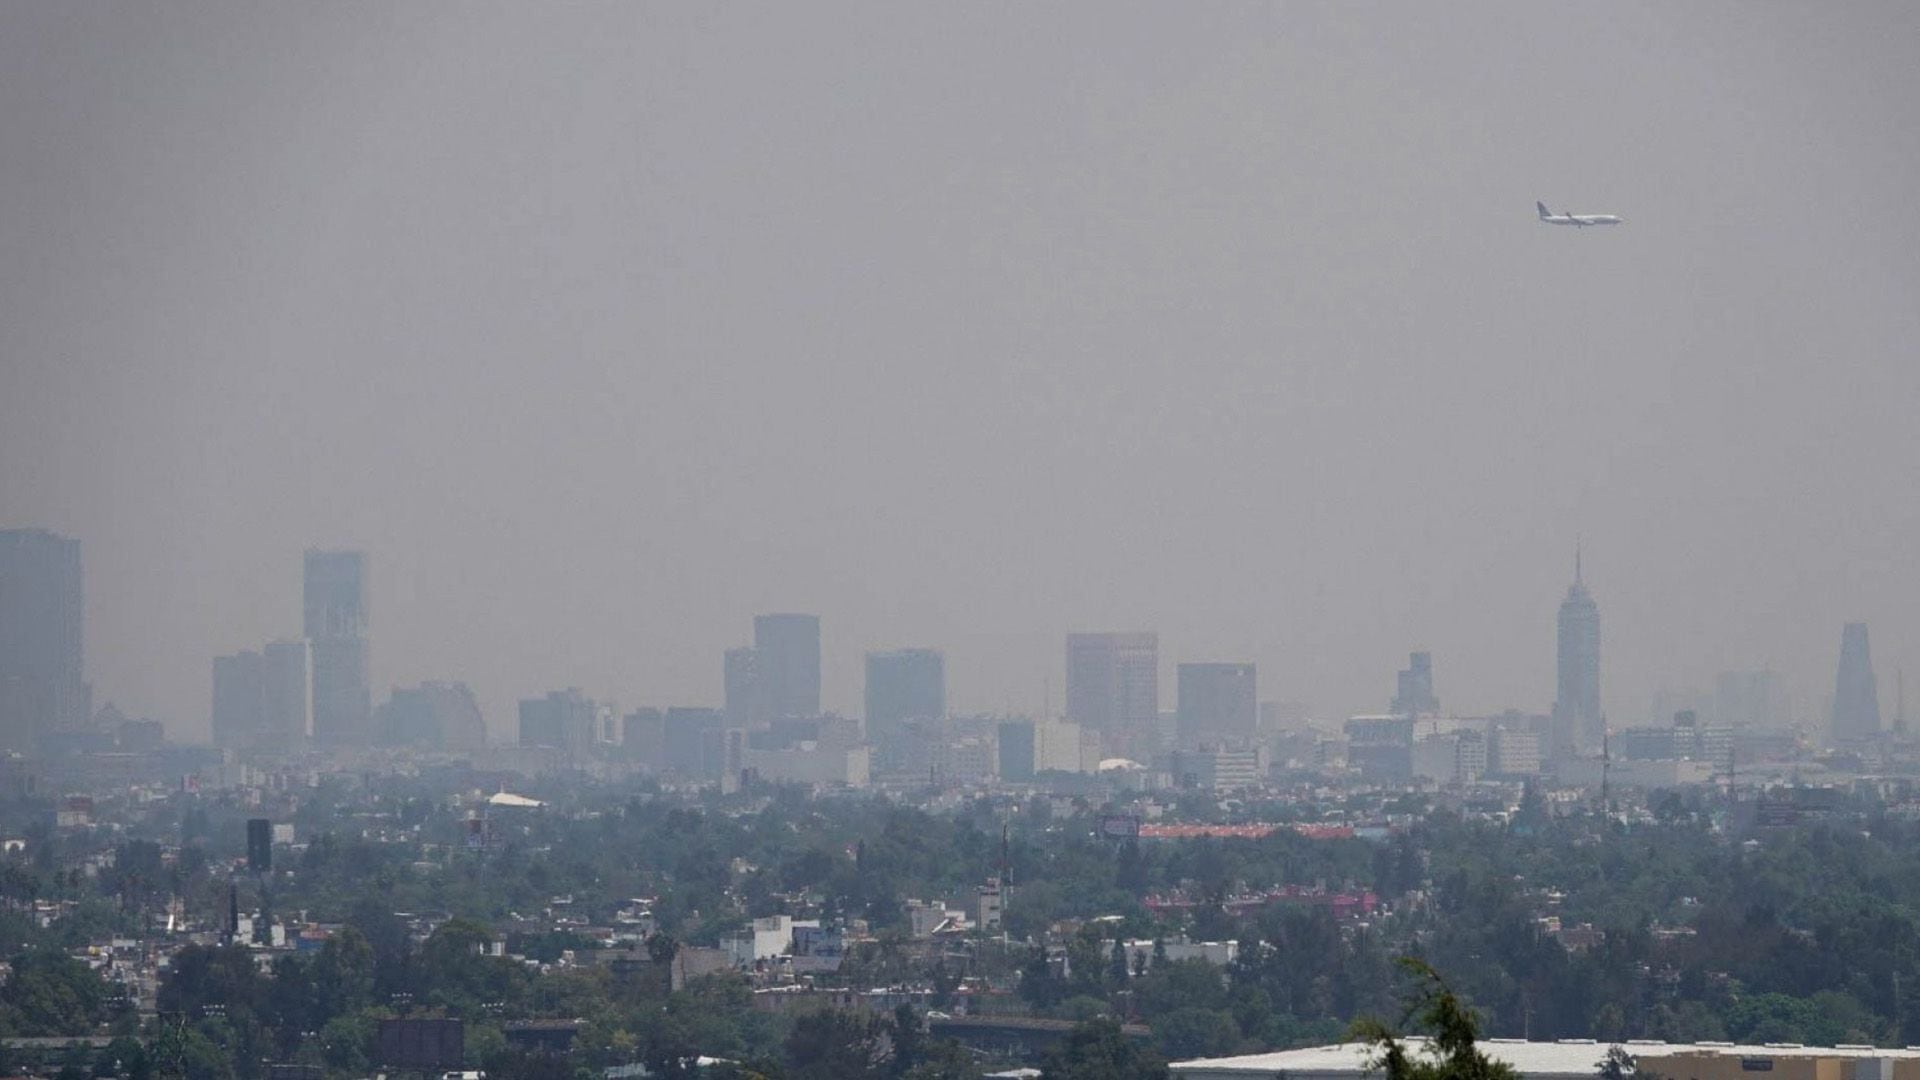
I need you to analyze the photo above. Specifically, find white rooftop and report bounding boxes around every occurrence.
[1172,1038,1920,1080]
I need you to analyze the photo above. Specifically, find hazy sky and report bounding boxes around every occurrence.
[5,2,1919,741]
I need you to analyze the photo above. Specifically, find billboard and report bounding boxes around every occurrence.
[376,1018,465,1070]
[1099,814,1141,839]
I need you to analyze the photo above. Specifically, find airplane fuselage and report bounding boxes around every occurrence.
[1537,201,1622,227]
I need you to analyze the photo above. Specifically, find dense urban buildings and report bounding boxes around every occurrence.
[1551,551,1602,757]
[11,524,1920,1080]
[1066,631,1159,760]
[1175,662,1257,749]
[0,528,86,754]
[1833,621,1882,741]
[303,549,371,746]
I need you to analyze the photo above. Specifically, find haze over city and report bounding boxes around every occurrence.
[5,2,1919,741]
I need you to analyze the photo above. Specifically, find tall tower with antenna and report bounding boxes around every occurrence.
[1552,544,1603,759]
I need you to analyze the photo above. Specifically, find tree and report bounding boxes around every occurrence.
[1153,1007,1241,1060]
[1039,1019,1167,1080]
[311,927,376,1021]
[1,949,115,1035]
[784,1008,892,1080]
[1598,1046,1665,1080]
[1019,947,1066,1010]
[1351,959,1517,1080]
[646,932,680,965]
[1109,939,1132,988]
[157,946,264,1024]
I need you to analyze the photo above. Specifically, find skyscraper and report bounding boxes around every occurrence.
[1066,632,1158,759]
[754,614,821,720]
[304,550,370,746]
[0,529,86,753]
[1833,622,1881,742]
[211,650,267,749]
[1176,663,1257,749]
[260,639,312,744]
[997,719,1037,782]
[662,706,726,779]
[518,688,596,759]
[213,640,311,750]
[724,646,768,729]
[1391,652,1440,716]
[865,648,946,748]
[380,682,485,750]
[1551,549,1602,757]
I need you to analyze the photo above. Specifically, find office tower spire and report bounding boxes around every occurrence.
[1833,622,1882,742]
[1551,548,1602,758]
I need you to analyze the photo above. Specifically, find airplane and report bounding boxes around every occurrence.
[1538,201,1622,227]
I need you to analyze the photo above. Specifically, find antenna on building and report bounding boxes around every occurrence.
[1575,538,1583,585]
[1898,668,1908,736]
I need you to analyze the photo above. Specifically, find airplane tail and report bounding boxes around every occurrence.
[1536,201,1551,219]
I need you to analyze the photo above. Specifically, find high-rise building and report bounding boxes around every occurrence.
[1176,663,1257,749]
[865,648,946,749]
[1833,623,1882,742]
[1551,550,1602,757]
[997,719,1037,782]
[1392,652,1440,716]
[380,682,485,750]
[662,706,726,779]
[623,707,665,767]
[724,646,768,729]
[211,650,267,749]
[261,640,312,744]
[518,688,596,759]
[304,550,370,745]
[754,614,821,719]
[0,529,86,753]
[215,641,312,749]
[1066,632,1159,759]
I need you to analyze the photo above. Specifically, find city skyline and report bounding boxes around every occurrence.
[3,5,1917,741]
[1,525,1906,745]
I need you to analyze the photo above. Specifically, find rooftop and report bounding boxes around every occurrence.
[1171,1039,1920,1080]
